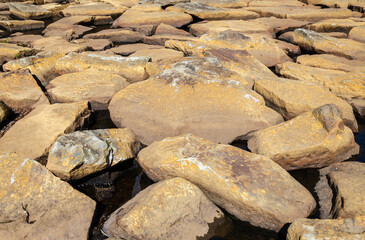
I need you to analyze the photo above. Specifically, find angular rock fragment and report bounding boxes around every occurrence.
[155,23,191,36]
[130,48,184,62]
[349,25,365,43]
[62,2,126,17]
[0,20,44,32]
[143,34,197,45]
[0,43,37,65]
[190,0,250,8]
[248,104,359,170]
[303,0,349,8]
[74,38,113,51]
[307,18,365,33]
[31,36,88,54]
[110,43,164,56]
[83,28,144,44]
[5,34,44,47]
[0,102,90,159]
[137,134,316,231]
[252,17,309,34]
[8,2,52,20]
[0,153,96,240]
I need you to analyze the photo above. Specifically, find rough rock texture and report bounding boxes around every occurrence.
[254,77,358,132]
[0,153,96,240]
[31,36,88,54]
[143,34,198,45]
[252,17,309,34]
[0,69,49,109]
[248,104,359,170]
[137,134,316,231]
[62,2,126,17]
[155,23,191,36]
[0,43,37,65]
[302,0,350,8]
[71,38,113,51]
[293,28,365,60]
[191,0,250,8]
[110,43,164,56]
[349,25,365,43]
[109,57,283,145]
[83,29,144,44]
[47,128,141,180]
[307,18,365,33]
[8,2,52,20]
[130,48,184,62]
[315,162,365,219]
[287,217,365,240]
[0,101,11,125]
[0,102,90,159]
[47,69,129,110]
[55,52,150,83]
[103,177,224,239]
[0,19,44,32]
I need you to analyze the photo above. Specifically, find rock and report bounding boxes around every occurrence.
[143,34,198,45]
[112,10,193,28]
[155,23,191,36]
[190,0,250,8]
[0,102,90,159]
[0,43,37,65]
[110,43,164,56]
[273,39,301,57]
[248,104,359,170]
[62,2,126,17]
[137,134,316,231]
[47,69,129,110]
[31,36,88,54]
[5,34,44,47]
[254,77,358,132]
[349,25,365,43]
[83,28,144,44]
[287,217,365,240]
[94,15,113,25]
[44,15,93,32]
[130,48,184,62]
[252,17,309,34]
[307,18,365,33]
[296,54,365,72]
[249,0,306,7]
[8,2,52,20]
[278,31,295,43]
[0,20,44,32]
[44,25,92,40]
[0,101,11,125]
[348,0,365,11]
[323,31,348,38]
[302,0,349,8]
[136,24,156,35]
[293,28,365,60]
[73,38,112,51]
[55,52,150,83]
[0,69,49,110]
[109,56,283,145]
[103,177,224,240]
[47,128,141,180]
[2,51,64,87]
[316,162,365,219]
[0,153,96,240]
[130,3,162,12]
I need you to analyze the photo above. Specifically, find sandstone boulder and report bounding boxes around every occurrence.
[307,18,365,33]
[31,36,88,54]
[8,2,52,20]
[73,38,113,51]
[83,29,144,44]
[130,48,184,62]
[110,43,164,56]
[349,25,365,43]
[62,2,126,17]
[5,34,44,47]
[155,23,191,36]
[0,19,44,32]
[0,43,37,65]
[190,0,250,8]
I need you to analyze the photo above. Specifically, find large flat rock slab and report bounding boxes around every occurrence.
[0,153,96,240]
[0,19,44,32]
[31,36,88,54]
[137,134,316,231]
[83,28,144,44]
[103,177,224,239]
[307,18,365,33]
[349,25,365,43]
[0,43,37,65]
[62,2,126,17]
[248,104,359,170]
[0,102,90,159]
[9,2,52,20]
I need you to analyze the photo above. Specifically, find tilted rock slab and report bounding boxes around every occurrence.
[248,105,359,170]
[31,36,88,54]
[137,134,316,231]
[0,43,37,65]
[47,128,141,181]
[83,29,144,44]
[62,2,126,17]
[307,18,365,33]
[0,153,96,240]
[0,19,44,32]
[109,57,283,145]
[349,25,365,43]
[254,77,358,132]
[103,177,224,240]
[8,2,52,20]
[0,102,90,159]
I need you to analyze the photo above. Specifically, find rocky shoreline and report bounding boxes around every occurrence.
[0,0,364,239]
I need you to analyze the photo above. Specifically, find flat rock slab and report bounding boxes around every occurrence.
[293,28,365,60]
[143,34,198,45]
[349,25,365,43]
[130,48,184,62]
[155,23,191,36]
[0,153,96,240]
[47,128,141,180]
[109,56,283,145]
[47,68,129,110]
[287,217,365,240]
[0,20,44,32]
[31,36,88,54]
[112,10,193,28]
[137,134,316,231]
[307,18,365,33]
[9,2,52,20]
[55,52,150,83]
[252,17,309,34]
[254,77,358,132]
[0,42,37,65]
[5,34,44,47]
[110,43,164,56]
[74,38,113,51]
[315,162,365,219]
[0,69,49,110]
[0,102,90,159]
[62,2,126,17]
[83,28,144,44]
[248,104,359,170]
[305,0,349,8]
[190,0,250,8]
[103,177,224,239]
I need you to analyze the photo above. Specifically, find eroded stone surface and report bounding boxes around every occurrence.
[83,29,144,44]
[9,2,52,20]
[130,48,184,62]
[0,19,44,32]
[0,43,37,65]
[31,36,88,54]
[349,25,365,43]
[307,18,365,33]
[0,101,11,125]
[62,2,126,17]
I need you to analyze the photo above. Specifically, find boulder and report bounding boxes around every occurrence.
[307,18,365,33]
[155,23,191,36]
[0,153,96,240]
[252,17,309,34]
[0,43,37,65]
[130,48,184,62]
[254,77,358,132]
[8,2,52,20]
[44,25,92,40]
[47,69,129,110]
[0,19,44,32]
[110,43,164,56]
[349,25,365,43]
[62,2,126,17]
[137,134,316,231]
[248,104,359,170]
[103,177,224,239]
[72,38,113,51]
[83,29,144,44]
[130,3,162,12]
[0,101,11,125]
[0,102,90,159]
[31,36,88,54]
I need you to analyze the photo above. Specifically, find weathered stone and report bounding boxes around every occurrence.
[94,15,113,25]
[5,34,43,47]
[307,18,365,33]
[248,104,359,170]
[273,39,301,57]
[301,0,349,8]
[323,31,348,38]
[249,0,306,7]
[8,2,52,20]
[143,34,197,45]
[190,0,250,8]
[47,128,141,180]
[110,43,164,56]
[348,0,365,12]
[316,162,365,219]
[130,48,184,62]
[254,77,358,132]
[287,217,365,240]
[47,69,129,110]
[137,134,316,231]
[0,102,90,159]
[112,10,193,28]
[0,19,44,32]
[109,57,283,145]
[31,36,88,54]
[3,51,64,87]
[0,43,37,65]
[44,25,92,40]
[135,24,156,36]
[293,28,365,60]
[252,17,309,34]
[0,69,49,110]
[130,3,162,11]
[278,31,295,43]
[0,153,96,240]
[44,15,93,32]
[103,177,224,240]
[73,38,112,51]
[349,25,365,43]
[0,101,11,125]
[155,23,191,36]
[55,52,150,83]
[83,28,144,44]
[62,2,126,17]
